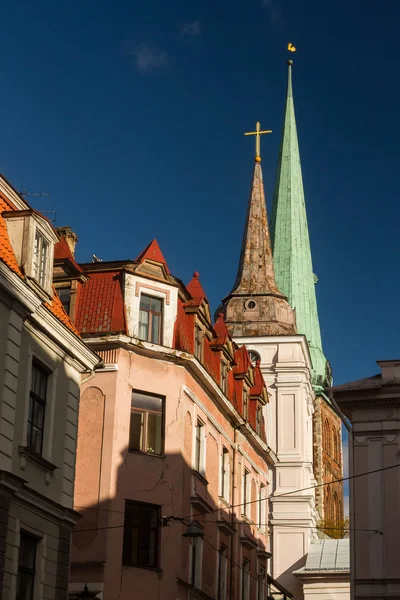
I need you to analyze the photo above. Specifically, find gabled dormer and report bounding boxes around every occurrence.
[3,208,58,299]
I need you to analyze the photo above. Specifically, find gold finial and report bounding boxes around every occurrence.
[244,122,272,162]
[288,42,296,52]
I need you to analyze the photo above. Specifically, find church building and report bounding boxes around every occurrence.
[218,60,345,597]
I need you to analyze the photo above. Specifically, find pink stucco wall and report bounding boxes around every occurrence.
[71,347,269,600]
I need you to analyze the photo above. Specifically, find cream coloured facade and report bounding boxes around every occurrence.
[332,361,400,600]
[0,174,100,600]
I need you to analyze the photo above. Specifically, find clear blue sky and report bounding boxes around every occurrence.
[1,0,399,387]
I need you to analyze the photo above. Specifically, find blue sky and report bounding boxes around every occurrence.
[1,0,399,398]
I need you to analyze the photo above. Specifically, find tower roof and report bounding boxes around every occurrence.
[270,61,328,386]
[218,159,296,337]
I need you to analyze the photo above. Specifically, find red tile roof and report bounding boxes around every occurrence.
[135,239,170,274]
[186,271,206,305]
[54,237,84,273]
[0,192,79,335]
[75,271,127,335]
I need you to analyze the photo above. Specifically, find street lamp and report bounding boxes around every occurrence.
[182,520,204,545]
[75,584,100,599]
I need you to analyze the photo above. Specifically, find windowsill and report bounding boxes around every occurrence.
[177,578,215,600]
[219,496,231,508]
[19,446,58,472]
[123,564,162,574]
[128,449,165,459]
[191,470,209,486]
[241,514,253,525]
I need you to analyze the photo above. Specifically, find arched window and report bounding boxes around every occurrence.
[333,492,339,523]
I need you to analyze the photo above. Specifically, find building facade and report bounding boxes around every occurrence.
[0,175,100,600]
[56,237,288,600]
[331,360,400,599]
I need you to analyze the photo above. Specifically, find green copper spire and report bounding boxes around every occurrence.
[271,60,330,387]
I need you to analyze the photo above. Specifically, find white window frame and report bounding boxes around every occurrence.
[258,483,266,532]
[194,418,206,476]
[242,468,251,519]
[191,536,203,589]
[220,446,230,501]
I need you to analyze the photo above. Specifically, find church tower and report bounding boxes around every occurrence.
[270,61,344,522]
[219,123,317,598]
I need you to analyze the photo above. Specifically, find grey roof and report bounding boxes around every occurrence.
[301,539,350,572]
[329,374,381,392]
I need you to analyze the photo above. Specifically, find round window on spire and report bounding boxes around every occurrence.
[245,299,257,310]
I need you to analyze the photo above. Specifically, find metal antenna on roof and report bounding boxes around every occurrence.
[19,190,56,223]
[92,254,103,263]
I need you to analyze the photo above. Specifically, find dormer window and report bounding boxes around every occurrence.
[139,294,163,344]
[3,208,58,298]
[34,230,49,288]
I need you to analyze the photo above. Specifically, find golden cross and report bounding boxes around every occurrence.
[244,122,272,162]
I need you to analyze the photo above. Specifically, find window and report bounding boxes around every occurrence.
[17,532,38,600]
[243,390,248,421]
[27,362,48,454]
[221,361,228,394]
[220,447,229,500]
[242,559,250,600]
[139,295,163,344]
[249,350,260,366]
[191,536,203,588]
[130,391,163,455]
[258,565,265,600]
[242,469,250,518]
[256,407,262,436]
[194,419,205,474]
[195,326,203,360]
[258,484,266,531]
[123,501,160,569]
[218,544,228,600]
[33,230,49,288]
[58,287,71,314]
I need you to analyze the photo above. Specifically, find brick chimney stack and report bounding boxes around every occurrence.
[56,226,78,256]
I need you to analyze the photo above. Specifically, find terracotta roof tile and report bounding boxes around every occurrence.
[75,271,127,334]
[0,196,23,275]
[45,288,80,335]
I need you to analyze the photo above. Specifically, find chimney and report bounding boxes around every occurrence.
[56,226,78,256]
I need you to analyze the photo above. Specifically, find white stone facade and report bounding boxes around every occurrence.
[237,335,318,598]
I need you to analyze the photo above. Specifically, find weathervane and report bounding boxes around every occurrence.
[244,122,272,163]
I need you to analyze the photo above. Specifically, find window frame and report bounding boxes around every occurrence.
[256,406,262,436]
[17,531,38,600]
[258,484,266,532]
[194,418,205,475]
[242,468,251,519]
[243,389,248,421]
[221,361,228,394]
[217,544,228,600]
[33,229,50,289]
[242,558,250,600]
[129,390,164,456]
[258,565,266,600]
[122,500,161,569]
[27,361,49,455]
[138,294,163,345]
[191,535,203,588]
[194,325,203,361]
[220,446,229,501]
